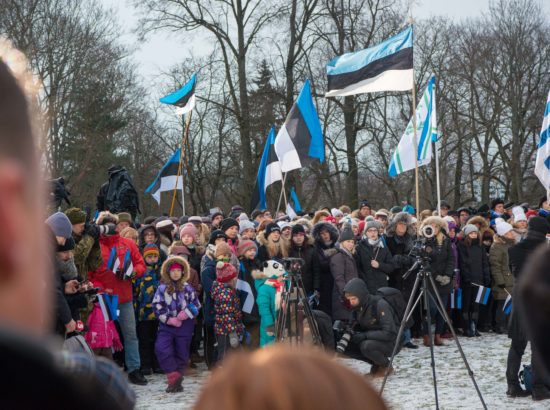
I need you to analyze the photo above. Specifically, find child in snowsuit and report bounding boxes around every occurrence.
[153,256,201,393]
[133,243,161,374]
[85,299,123,360]
[211,262,244,362]
[255,260,286,347]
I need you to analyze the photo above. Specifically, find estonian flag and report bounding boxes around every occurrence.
[450,288,462,310]
[121,249,133,279]
[326,26,413,97]
[274,79,324,172]
[98,293,118,321]
[250,127,282,211]
[503,294,513,315]
[535,89,550,189]
[290,187,302,213]
[145,149,183,205]
[475,285,491,305]
[106,246,121,274]
[160,73,197,115]
[237,263,255,314]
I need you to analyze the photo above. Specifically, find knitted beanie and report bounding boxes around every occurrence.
[338,224,355,242]
[143,243,160,258]
[463,224,479,236]
[216,261,237,283]
[65,208,86,225]
[528,216,550,236]
[495,221,513,237]
[239,219,256,234]
[264,222,281,239]
[237,239,257,257]
[291,224,306,236]
[215,242,232,258]
[46,212,73,239]
[365,220,382,232]
[220,217,239,233]
[179,223,197,241]
[209,229,228,245]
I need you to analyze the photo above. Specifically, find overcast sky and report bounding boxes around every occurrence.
[102,0,549,104]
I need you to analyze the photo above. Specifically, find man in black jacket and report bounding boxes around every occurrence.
[506,216,550,400]
[285,224,320,295]
[343,278,398,377]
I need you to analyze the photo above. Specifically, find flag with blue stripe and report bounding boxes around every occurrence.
[106,246,120,274]
[535,89,550,189]
[389,75,438,177]
[237,263,255,314]
[326,26,413,97]
[250,127,282,211]
[450,288,462,309]
[503,294,513,315]
[145,149,183,205]
[475,285,491,305]
[274,79,325,172]
[160,73,197,115]
[290,187,302,213]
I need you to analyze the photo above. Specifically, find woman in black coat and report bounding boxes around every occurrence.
[312,221,339,318]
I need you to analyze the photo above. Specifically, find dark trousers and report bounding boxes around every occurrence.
[422,293,449,335]
[137,320,159,370]
[461,285,479,324]
[203,324,217,369]
[506,337,548,389]
[244,323,260,349]
[190,311,203,355]
[215,334,240,363]
[359,339,393,367]
[492,300,507,332]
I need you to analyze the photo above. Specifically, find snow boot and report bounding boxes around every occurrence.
[532,386,550,401]
[423,335,431,347]
[506,384,530,398]
[434,334,445,346]
[165,371,184,393]
[128,369,148,386]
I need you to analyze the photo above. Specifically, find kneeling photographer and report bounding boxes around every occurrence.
[340,278,398,377]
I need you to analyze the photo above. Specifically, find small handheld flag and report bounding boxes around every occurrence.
[121,249,133,279]
[503,294,513,315]
[98,293,118,321]
[475,285,491,305]
[145,149,184,205]
[236,276,255,314]
[326,26,413,97]
[535,89,550,189]
[160,73,197,115]
[450,288,462,310]
[107,247,120,274]
[274,79,324,172]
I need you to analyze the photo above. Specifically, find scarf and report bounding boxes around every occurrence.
[264,278,284,310]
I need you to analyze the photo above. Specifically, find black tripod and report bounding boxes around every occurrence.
[275,259,322,345]
[380,254,487,410]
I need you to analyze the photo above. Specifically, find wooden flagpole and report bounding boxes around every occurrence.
[170,110,192,216]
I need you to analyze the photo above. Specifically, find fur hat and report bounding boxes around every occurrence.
[495,221,513,237]
[46,212,73,239]
[215,242,232,258]
[216,261,237,283]
[237,239,257,257]
[143,243,160,258]
[239,219,255,234]
[386,212,414,237]
[160,255,190,283]
[338,224,355,242]
[117,212,132,224]
[220,218,239,233]
[65,208,86,225]
[421,216,449,234]
[463,224,479,236]
[179,223,197,241]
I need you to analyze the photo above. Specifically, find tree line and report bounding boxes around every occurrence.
[2,0,549,216]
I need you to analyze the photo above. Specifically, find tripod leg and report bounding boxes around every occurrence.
[427,275,488,410]
[296,276,322,345]
[380,270,423,393]
[423,273,440,410]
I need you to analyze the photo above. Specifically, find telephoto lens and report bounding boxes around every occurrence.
[336,331,353,354]
[98,223,117,236]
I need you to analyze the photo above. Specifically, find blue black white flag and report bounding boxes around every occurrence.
[250,127,282,211]
[535,89,550,189]
[106,247,121,274]
[475,285,491,305]
[450,288,462,310]
[160,73,197,115]
[98,293,118,321]
[290,187,302,213]
[145,149,183,205]
[503,294,513,315]
[274,80,324,172]
[326,26,413,97]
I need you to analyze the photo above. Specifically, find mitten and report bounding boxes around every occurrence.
[177,310,189,321]
[435,275,451,286]
[167,317,182,327]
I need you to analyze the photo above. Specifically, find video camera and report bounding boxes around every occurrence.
[282,257,305,275]
[410,225,436,259]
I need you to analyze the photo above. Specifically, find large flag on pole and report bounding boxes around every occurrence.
[289,187,302,213]
[326,26,413,97]
[160,73,197,115]
[274,79,324,172]
[145,149,183,205]
[388,75,438,177]
[250,127,282,211]
[535,89,550,189]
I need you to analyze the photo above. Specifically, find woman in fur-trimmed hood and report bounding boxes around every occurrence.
[312,221,339,317]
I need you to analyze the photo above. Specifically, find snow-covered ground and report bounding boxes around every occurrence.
[134,333,542,409]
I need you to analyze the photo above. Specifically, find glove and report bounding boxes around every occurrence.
[177,310,189,321]
[435,275,451,286]
[351,332,368,344]
[187,302,199,317]
[498,283,506,289]
[266,326,275,337]
[167,317,182,327]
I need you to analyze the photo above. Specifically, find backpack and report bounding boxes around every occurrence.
[104,168,140,216]
[374,287,413,328]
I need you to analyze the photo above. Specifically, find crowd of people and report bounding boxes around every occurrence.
[48,195,550,400]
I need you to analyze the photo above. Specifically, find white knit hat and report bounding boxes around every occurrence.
[512,206,527,222]
[495,221,513,236]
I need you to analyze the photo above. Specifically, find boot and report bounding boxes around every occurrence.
[466,320,475,337]
[434,334,445,346]
[372,366,394,378]
[423,335,431,347]
[532,386,550,401]
[165,371,184,393]
[404,341,419,349]
[128,369,148,386]
[506,384,530,398]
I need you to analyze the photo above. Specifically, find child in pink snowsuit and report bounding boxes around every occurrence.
[85,299,123,359]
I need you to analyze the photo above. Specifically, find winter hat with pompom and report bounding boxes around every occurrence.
[216,261,237,283]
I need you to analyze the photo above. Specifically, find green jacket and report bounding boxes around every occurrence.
[489,235,515,300]
[73,234,102,280]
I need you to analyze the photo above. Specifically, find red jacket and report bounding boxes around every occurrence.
[89,234,146,304]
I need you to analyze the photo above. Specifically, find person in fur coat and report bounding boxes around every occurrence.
[312,221,340,317]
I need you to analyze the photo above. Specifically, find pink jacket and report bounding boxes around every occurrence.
[85,303,123,350]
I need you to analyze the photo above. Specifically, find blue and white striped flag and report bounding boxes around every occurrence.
[475,285,491,305]
[535,89,550,189]
[389,75,438,177]
[503,294,513,315]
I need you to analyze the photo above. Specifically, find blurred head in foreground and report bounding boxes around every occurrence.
[193,346,387,410]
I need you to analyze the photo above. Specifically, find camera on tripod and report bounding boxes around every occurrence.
[410,225,436,259]
[282,257,305,275]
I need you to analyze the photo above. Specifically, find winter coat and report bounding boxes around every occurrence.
[152,282,201,324]
[426,236,455,295]
[133,263,161,321]
[73,233,102,280]
[238,259,262,325]
[457,239,490,287]
[330,244,358,321]
[85,303,123,350]
[211,281,244,336]
[312,222,340,317]
[356,239,396,293]
[201,257,217,326]
[285,241,320,294]
[88,234,146,304]
[385,233,416,299]
[256,276,283,347]
[489,236,515,300]
[256,233,284,263]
